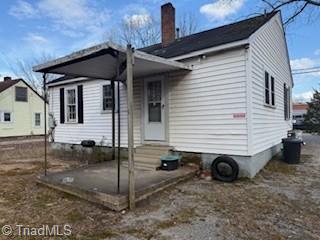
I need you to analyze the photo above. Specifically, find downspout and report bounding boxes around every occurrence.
[245,44,253,156]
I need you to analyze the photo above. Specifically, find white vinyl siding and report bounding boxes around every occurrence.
[48,13,292,158]
[168,49,248,155]
[49,79,142,147]
[249,13,292,155]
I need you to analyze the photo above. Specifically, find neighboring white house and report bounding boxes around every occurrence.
[43,4,292,178]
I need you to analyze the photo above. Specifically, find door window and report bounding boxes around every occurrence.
[147,81,161,122]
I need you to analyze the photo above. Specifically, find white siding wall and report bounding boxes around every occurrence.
[49,14,291,158]
[49,79,142,147]
[249,13,292,155]
[168,49,249,155]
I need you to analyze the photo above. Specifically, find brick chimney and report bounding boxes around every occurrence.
[4,76,12,81]
[161,3,175,47]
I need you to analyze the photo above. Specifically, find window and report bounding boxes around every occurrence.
[102,85,113,111]
[15,87,28,102]
[147,81,162,122]
[101,84,117,112]
[66,88,77,122]
[3,112,11,122]
[264,71,275,107]
[284,83,291,120]
[265,72,270,105]
[271,77,275,106]
[35,113,41,127]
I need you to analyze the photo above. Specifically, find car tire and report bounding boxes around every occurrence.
[211,156,239,182]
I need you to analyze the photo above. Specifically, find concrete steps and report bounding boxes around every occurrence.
[122,144,173,170]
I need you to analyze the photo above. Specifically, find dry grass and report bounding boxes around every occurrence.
[0,140,319,239]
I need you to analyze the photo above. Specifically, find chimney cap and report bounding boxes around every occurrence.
[161,2,174,8]
[4,76,12,81]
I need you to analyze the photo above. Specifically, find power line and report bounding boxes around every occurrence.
[292,66,320,72]
[292,69,320,75]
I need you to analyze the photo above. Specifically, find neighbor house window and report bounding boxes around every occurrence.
[284,83,291,120]
[102,84,113,111]
[15,87,28,102]
[66,88,77,122]
[3,112,12,122]
[34,113,41,127]
[264,71,275,107]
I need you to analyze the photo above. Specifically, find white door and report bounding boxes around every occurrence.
[144,78,166,141]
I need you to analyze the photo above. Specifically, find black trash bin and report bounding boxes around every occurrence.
[282,138,303,164]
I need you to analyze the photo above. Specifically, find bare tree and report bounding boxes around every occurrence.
[178,12,199,37]
[261,0,320,25]
[107,12,199,48]
[114,16,160,48]
[8,53,58,92]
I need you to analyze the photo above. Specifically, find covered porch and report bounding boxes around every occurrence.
[33,42,193,210]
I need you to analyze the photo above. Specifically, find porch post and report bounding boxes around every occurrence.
[112,80,115,160]
[117,57,121,194]
[127,44,135,209]
[43,73,47,176]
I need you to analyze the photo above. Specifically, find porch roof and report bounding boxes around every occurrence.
[33,42,192,80]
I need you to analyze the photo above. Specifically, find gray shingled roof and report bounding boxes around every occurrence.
[140,12,277,58]
[48,12,277,84]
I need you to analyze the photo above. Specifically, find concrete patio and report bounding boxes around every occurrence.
[37,161,197,211]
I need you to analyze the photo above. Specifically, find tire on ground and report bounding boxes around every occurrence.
[211,156,239,182]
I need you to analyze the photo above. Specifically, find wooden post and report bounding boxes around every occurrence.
[43,73,47,176]
[127,44,135,210]
[117,58,121,194]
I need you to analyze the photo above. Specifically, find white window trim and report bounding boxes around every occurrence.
[64,87,78,123]
[34,112,42,128]
[100,82,118,114]
[264,70,276,108]
[1,111,13,123]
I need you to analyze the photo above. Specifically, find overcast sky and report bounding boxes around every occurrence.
[0,0,319,102]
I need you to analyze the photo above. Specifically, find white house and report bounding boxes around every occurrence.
[38,3,292,178]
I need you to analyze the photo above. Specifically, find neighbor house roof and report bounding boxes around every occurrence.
[140,12,278,58]
[0,78,46,101]
[293,103,309,111]
[0,79,20,93]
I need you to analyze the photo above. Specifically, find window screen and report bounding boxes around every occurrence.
[66,89,77,122]
[102,85,113,111]
[4,112,11,122]
[271,76,275,106]
[15,87,28,102]
[35,113,41,126]
[265,71,270,105]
